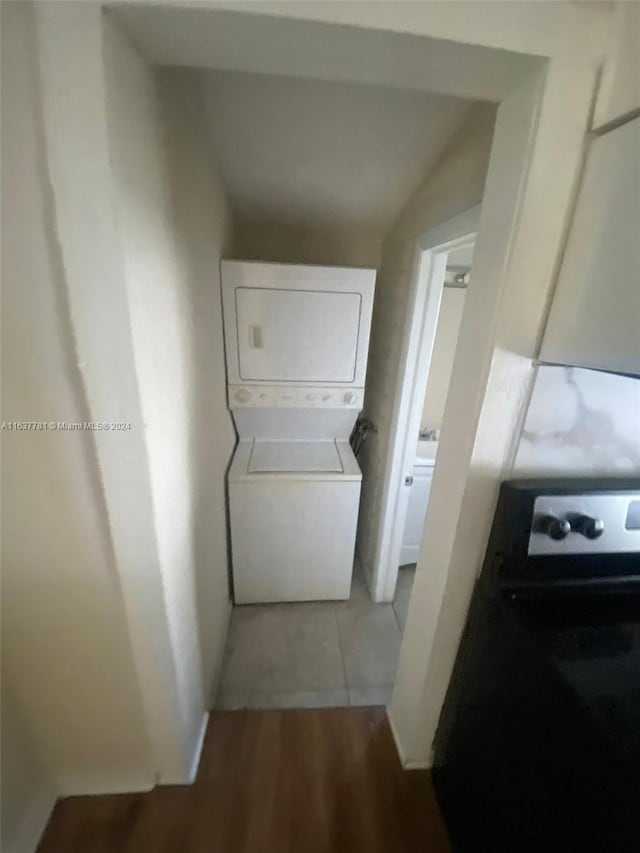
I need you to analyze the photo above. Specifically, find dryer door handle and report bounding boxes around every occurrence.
[249,325,264,349]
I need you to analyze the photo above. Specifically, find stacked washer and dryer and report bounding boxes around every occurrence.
[221,260,375,604]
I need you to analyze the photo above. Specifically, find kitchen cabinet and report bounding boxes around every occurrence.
[540,116,640,376]
[399,462,433,566]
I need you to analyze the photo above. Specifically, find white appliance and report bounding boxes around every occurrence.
[221,260,376,604]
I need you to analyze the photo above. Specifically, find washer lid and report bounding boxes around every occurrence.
[248,440,344,473]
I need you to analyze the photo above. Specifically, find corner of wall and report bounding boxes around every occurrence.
[1,685,57,853]
[5,785,58,853]
[151,66,237,713]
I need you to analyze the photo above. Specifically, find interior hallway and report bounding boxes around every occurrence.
[216,564,415,710]
[36,708,450,853]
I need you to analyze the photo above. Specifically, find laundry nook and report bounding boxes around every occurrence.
[222,261,375,603]
[7,2,640,850]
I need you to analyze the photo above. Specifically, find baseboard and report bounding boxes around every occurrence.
[387,708,433,771]
[188,711,209,784]
[8,783,57,853]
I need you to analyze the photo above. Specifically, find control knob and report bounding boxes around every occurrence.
[569,514,605,539]
[536,514,571,541]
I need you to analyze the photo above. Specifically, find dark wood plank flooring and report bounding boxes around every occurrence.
[37,708,451,852]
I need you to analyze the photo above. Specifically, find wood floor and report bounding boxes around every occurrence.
[37,708,451,853]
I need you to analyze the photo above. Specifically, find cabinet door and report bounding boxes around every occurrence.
[400,467,433,566]
[540,117,640,376]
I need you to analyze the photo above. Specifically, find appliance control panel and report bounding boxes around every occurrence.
[228,385,364,409]
[528,493,640,556]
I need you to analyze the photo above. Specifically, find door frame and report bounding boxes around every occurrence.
[372,207,480,602]
[387,62,596,769]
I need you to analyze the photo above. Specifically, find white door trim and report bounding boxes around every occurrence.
[371,206,480,603]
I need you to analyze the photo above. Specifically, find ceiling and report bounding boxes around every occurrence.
[198,69,472,238]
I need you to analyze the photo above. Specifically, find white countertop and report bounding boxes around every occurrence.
[415,439,438,467]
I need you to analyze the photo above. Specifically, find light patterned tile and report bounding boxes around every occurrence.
[339,558,370,607]
[245,689,349,710]
[336,602,401,688]
[219,602,345,693]
[215,692,249,711]
[348,685,394,707]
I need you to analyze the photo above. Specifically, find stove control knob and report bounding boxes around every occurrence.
[569,514,605,539]
[537,514,571,540]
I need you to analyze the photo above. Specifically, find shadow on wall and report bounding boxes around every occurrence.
[233,217,384,268]
[158,69,237,704]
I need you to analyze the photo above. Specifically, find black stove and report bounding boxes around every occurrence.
[432,478,640,853]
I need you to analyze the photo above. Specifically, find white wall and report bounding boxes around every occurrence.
[103,15,204,771]
[102,16,234,765]
[514,366,640,475]
[198,68,470,268]
[421,288,467,430]
[1,0,153,796]
[208,1,612,64]
[1,685,57,853]
[357,102,496,585]
[157,68,237,705]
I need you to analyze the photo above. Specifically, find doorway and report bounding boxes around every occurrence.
[369,207,479,605]
[396,239,475,626]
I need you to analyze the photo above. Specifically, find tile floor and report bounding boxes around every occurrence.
[215,563,416,710]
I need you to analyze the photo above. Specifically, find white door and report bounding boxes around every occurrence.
[235,287,362,383]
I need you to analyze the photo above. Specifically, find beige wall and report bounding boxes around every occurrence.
[1,684,57,853]
[233,219,383,268]
[421,287,467,430]
[103,19,235,761]
[158,68,237,706]
[103,15,204,773]
[1,1,152,795]
[357,101,496,584]
[2,2,235,798]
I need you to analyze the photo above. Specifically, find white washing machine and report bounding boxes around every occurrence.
[221,260,376,604]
